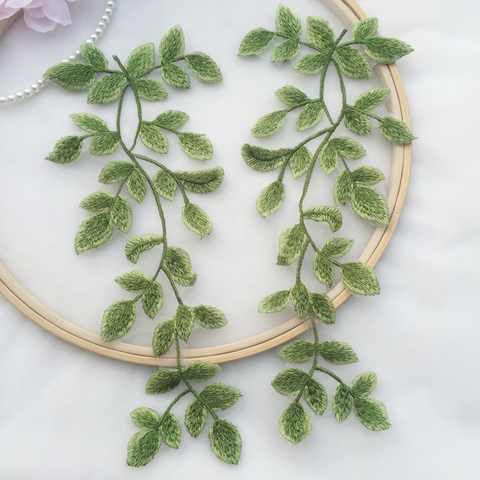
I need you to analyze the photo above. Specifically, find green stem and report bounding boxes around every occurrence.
[182,375,219,421]
[275,33,323,53]
[334,29,348,46]
[315,366,352,391]
[142,56,187,76]
[159,389,190,424]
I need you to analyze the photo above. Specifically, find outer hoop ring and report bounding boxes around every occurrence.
[0,0,412,367]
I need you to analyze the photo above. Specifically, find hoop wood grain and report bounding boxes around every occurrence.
[0,0,412,366]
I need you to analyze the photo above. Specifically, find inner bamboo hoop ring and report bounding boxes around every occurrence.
[0,0,412,367]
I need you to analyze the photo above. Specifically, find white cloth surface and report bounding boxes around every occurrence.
[0,0,479,478]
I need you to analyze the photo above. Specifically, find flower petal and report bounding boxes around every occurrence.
[41,0,72,25]
[23,8,56,31]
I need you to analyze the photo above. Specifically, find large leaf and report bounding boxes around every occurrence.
[159,25,185,63]
[44,63,96,91]
[241,144,291,172]
[101,300,136,342]
[125,43,155,78]
[238,28,276,55]
[163,246,197,286]
[209,420,242,465]
[279,402,312,445]
[256,180,286,218]
[126,429,160,467]
[74,212,113,254]
[185,52,222,82]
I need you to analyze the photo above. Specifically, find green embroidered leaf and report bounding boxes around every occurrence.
[290,281,310,318]
[333,169,354,206]
[294,53,329,74]
[290,146,311,178]
[241,144,291,172]
[74,212,113,254]
[364,36,413,64]
[161,63,190,89]
[153,169,177,201]
[128,168,147,203]
[152,319,175,356]
[340,261,380,296]
[352,17,378,43]
[238,28,276,56]
[140,123,169,154]
[125,43,155,78]
[310,292,335,324]
[183,361,220,383]
[46,135,82,164]
[351,371,377,397]
[174,304,195,342]
[44,62,96,91]
[344,106,372,136]
[101,300,136,342]
[275,85,309,107]
[306,15,335,50]
[251,110,287,138]
[89,131,120,156]
[313,253,335,287]
[126,429,160,467]
[200,383,242,411]
[320,237,354,259]
[142,281,164,319]
[209,420,242,465]
[145,368,181,394]
[99,160,134,184]
[185,399,208,438]
[80,44,108,71]
[271,40,300,62]
[159,24,185,63]
[272,368,308,396]
[279,402,312,445]
[303,379,327,415]
[111,196,133,234]
[278,339,315,363]
[160,412,181,449]
[70,113,108,134]
[354,87,390,111]
[80,191,114,212]
[317,341,359,365]
[134,78,168,102]
[379,116,416,144]
[176,167,224,194]
[303,206,342,232]
[353,397,391,431]
[330,136,366,159]
[277,224,306,266]
[258,290,290,313]
[334,45,372,79]
[115,270,151,292]
[87,73,126,104]
[351,185,389,225]
[297,101,323,131]
[163,246,197,286]
[332,384,352,423]
[276,4,301,39]
[185,52,222,82]
[351,166,384,186]
[153,110,189,130]
[178,133,213,160]
[256,180,286,218]
[182,203,213,237]
[130,407,161,430]
[193,305,227,329]
[319,142,338,175]
[125,234,163,264]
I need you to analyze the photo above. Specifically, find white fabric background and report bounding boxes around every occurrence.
[0,0,479,478]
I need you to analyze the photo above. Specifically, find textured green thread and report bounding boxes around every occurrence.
[45,30,241,466]
[240,5,410,445]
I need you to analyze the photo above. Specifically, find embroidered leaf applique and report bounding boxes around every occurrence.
[193,305,227,329]
[46,136,82,164]
[152,319,175,356]
[278,339,315,363]
[303,379,328,415]
[185,399,208,438]
[258,290,290,313]
[126,429,161,467]
[256,180,286,217]
[209,420,242,465]
[101,300,136,342]
[279,402,312,445]
[44,62,96,91]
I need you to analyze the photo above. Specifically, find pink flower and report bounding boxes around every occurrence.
[0,0,80,33]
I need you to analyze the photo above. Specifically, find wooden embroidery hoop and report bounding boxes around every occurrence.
[0,0,412,367]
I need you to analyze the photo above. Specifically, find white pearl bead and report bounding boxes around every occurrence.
[37,78,45,87]
[95,28,103,36]
[62,58,69,63]
[75,49,81,56]
[7,95,16,103]
[24,88,32,97]
[101,15,110,23]
[0,97,7,104]
[31,84,39,92]
[98,21,106,29]
[105,8,113,16]
[85,39,94,45]
[90,34,98,42]
[15,91,24,100]
[68,54,76,61]
[107,1,115,8]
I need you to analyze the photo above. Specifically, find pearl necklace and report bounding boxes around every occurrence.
[0,1,116,105]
